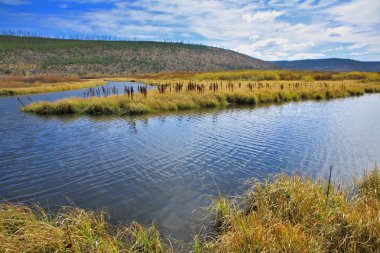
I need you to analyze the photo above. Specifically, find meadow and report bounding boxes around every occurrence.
[2,69,379,96]
[22,78,380,116]
[1,167,379,252]
[136,69,380,82]
[0,75,107,96]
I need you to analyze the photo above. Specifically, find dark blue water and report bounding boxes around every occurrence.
[0,84,379,240]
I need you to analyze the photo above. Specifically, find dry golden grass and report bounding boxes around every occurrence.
[135,69,380,82]
[0,74,80,86]
[1,168,379,252]
[0,78,109,96]
[201,167,380,253]
[0,204,168,253]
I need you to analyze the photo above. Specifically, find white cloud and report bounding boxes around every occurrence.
[243,11,284,23]
[325,26,353,37]
[19,0,379,61]
[348,43,367,50]
[326,0,380,26]
[350,51,369,56]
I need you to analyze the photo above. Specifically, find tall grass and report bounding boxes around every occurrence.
[204,167,380,253]
[23,80,380,115]
[0,204,168,253]
[1,168,379,252]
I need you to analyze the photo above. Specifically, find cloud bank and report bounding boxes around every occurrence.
[1,0,379,61]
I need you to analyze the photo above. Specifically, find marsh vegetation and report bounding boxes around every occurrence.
[23,79,380,115]
[0,76,108,96]
[1,167,379,252]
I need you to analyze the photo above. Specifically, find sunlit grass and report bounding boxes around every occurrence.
[204,167,380,253]
[0,79,108,96]
[136,69,380,82]
[0,204,168,253]
[1,167,379,252]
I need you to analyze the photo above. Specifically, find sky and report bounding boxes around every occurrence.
[0,0,379,61]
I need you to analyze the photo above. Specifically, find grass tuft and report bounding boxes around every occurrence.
[208,169,380,253]
[1,168,379,252]
[0,204,168,253]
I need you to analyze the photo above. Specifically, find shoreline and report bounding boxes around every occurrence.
[0,78,137,96]
[1,167,378,252]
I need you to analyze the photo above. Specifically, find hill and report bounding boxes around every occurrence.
[273,58,380,72]
[0,36,277,76]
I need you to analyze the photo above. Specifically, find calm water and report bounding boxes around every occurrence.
[0,83,379,241]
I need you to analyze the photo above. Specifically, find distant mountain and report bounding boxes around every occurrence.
[273,58,380,72]
[0,36,277,75]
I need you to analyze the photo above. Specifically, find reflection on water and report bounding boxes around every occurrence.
[0,83,379,241]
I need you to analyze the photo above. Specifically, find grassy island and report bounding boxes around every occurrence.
[22,79,380,116]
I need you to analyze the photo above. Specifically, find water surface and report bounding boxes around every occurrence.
[0,83,379,240]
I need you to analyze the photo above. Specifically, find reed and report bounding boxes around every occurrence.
[23,80,380,116]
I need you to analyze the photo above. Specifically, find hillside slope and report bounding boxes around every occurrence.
[0,36,277,75]
[273,58,380,72]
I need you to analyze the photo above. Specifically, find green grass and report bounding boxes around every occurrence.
[22,80,380,116]
[1,167,379,252]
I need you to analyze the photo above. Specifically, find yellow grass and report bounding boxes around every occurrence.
[23,80,380,115]
[0,77,135,96]
[1,167,379,252]
[0,79,107,96]
[201,167,380,253]
[135,70,380,82]
[0,204,168,253]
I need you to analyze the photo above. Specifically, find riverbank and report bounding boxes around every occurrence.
[1,167,379,252]
[22,80,380,115]
[2,70,380,97]
[0,78,107,96]
[0,76,137,96]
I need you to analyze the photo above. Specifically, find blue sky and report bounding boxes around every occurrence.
[1,0,379,61]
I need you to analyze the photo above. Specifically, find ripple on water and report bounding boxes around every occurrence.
[0,91,380,241]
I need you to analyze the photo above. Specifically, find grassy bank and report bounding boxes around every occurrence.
[22,80,380,115]
[137,69,380,82]
[203,167,380,253]
[0,204,167,252]
[0,78,108,96]
[0,76,138,96]
[1,167,379,252]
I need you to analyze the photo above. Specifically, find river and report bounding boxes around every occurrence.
[0,81,379,240]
